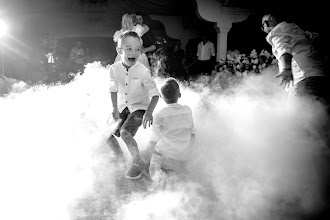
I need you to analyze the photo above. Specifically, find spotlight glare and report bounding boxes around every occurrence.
[0,19,8,37]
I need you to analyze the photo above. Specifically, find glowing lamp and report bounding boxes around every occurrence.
[0,19,7,38]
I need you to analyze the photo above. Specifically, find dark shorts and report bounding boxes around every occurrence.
[288,76,330,108]
[113,107,145,137]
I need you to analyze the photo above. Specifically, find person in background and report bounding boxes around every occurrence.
[113,13,150,68]
[69,40,85,74]
[261,12,329,104]
[196,34,216,75]
[108,31,160,180]
[134,12,157,65]
[142,78,195,181]
[167,40,185,80]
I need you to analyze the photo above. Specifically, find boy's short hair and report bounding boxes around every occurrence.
[161,78,180,102]
[134,12,143,17]
[117,30,141,47]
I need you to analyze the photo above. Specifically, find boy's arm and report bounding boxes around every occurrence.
[109,66,119,121]
[110,92,119,121]
[143,95,159,128]
[141,69,160,128]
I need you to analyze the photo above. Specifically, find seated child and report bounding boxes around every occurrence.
[145,78,195,181]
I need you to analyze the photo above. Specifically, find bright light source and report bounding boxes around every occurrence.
[0,19,8,37]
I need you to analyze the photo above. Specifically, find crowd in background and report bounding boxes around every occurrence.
[38,25,219,83]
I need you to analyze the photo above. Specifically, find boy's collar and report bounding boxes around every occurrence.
[121,62,136,71]
[165,102,179,106]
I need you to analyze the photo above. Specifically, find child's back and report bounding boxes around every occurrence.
[151,103,194,161]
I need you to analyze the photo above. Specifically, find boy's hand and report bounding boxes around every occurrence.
[142,111,153,128]
[112,108,120,121]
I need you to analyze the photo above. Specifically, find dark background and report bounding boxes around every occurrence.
[0,0,328,80]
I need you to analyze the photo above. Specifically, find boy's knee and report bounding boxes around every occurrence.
[120,129,132,139]
[107,134,116,143]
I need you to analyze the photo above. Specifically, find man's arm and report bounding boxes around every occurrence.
[144,45,156,53]
[280,53,292,69]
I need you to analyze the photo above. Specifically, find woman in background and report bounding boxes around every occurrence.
[113,13,150,69]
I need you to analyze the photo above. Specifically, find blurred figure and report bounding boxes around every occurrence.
[167,40,185,79]
[40,34,57,71]
[69,40,85,74]
[134,12,157,57]
[40,34,58,82]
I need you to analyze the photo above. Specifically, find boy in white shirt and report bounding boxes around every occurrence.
[108,31,160,180]
[144,78,195,181]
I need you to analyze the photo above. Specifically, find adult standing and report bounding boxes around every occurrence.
[261,13,329,104]
[134,12,157,67]
[167,40,185,79]
[196,34,215,75]
[113,13,150,68]
[262,12,330,220]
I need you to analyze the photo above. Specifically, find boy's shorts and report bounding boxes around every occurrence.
[113,107,145,137]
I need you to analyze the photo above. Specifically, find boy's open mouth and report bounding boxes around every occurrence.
[128,57,136,62]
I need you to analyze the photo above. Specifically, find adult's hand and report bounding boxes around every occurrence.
[275,69,293,90]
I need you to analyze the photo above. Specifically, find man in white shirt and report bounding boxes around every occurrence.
[262,12,330,219]
[196,35,216,75]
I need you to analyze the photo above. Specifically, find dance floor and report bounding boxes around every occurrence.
[1,62,329,220]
